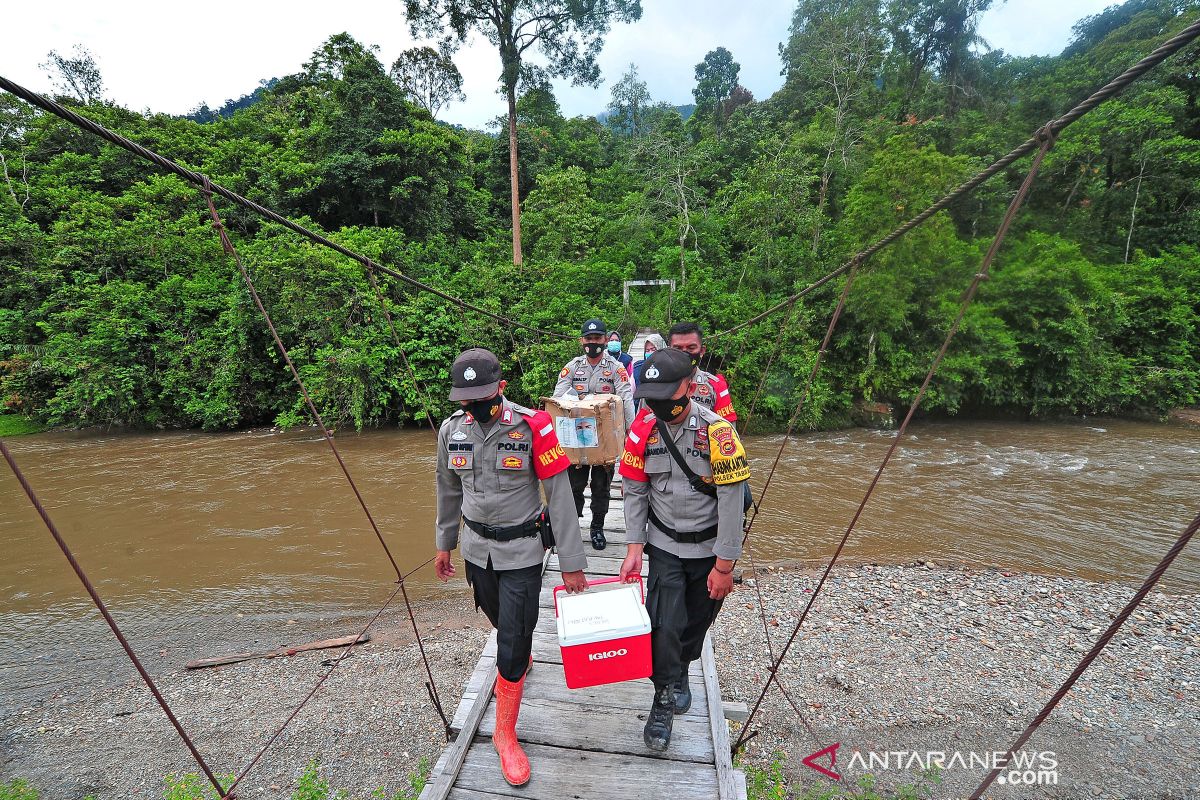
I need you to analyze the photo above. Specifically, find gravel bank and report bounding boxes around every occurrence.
[2,565,1197,799]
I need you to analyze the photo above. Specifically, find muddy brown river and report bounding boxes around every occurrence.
[2,420,1197,700]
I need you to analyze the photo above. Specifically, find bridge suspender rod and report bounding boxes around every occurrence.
[363,265,440,435]
[224,553,436,796]
[199,187,451,742]
[0,74,571,342]
[0,441,231,799]
[732,126,1058,754]
[969,511,1199,798]
[711,17,1200,341]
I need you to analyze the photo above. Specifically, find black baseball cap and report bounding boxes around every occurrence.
[633,348,695,400]
[449,348,502,401]
[581,318,607,336]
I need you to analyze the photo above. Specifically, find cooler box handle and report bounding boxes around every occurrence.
[553,575,644,617]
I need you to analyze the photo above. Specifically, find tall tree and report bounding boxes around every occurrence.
[607,63,652,137]
[781,0,884,251]
[692,47,740,135]
[389,45,466,118]
[40,44,105,104]
[404,0,643,265]
[885,0,992,116]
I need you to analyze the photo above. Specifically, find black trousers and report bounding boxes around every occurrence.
[568,464,612,519]
[645,544,724,689]
[465,559,542,682]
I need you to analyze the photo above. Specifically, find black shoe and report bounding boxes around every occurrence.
[673,663,692,715]
[643,685,675,751]
[590,524,607,550]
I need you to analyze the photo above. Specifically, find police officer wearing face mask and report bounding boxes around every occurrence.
[435,348,588,788]
[615,347,749,753]
[552,318,636,550]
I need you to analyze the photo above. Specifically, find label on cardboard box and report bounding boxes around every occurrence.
[555,416,598,448]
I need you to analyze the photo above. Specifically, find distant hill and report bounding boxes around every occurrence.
[596,103,695,123]
[185,78,279,123]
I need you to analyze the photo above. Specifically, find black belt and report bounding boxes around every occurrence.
[648,508,718,544]
[464,514,541,542]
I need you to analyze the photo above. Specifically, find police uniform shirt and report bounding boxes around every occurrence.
[618,403,748,561]
[435,398,587,573]
[688,369,737,421]
[553,354,636,428]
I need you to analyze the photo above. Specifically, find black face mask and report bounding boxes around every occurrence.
[647,397,687,421]
[582,342,605,357]
[465,397,501,423]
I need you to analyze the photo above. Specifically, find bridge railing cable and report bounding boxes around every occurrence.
[733,125,1058,754]
[968,511,1199,798]
[0,74,572,342]
[200,187,452,780]
[0,440,230,799]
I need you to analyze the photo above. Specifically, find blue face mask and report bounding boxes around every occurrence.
[607,341,622,354]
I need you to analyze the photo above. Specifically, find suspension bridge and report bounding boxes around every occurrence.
[1,18,1198,800]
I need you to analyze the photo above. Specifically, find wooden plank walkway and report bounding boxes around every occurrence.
[420,487,748,800]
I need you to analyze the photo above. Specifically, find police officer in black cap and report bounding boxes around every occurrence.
[615,347,749,752]
[435,348,588,787]
[552,318,635,550]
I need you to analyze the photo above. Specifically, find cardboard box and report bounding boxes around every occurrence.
[541,393,626,466]
[554,577,652,689]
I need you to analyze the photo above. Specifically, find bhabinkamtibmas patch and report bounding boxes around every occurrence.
[708,421,749,484]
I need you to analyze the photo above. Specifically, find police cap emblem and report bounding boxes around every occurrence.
[645,366,660,379]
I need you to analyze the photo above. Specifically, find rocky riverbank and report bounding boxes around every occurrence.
[2,564,1197,799]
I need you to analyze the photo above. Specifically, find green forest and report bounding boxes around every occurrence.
[1,0,1197,432]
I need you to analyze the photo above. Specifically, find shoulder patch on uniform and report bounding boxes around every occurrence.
[708,420,750,485]
[560,366,570,378]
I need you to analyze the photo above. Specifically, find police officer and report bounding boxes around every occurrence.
[435,348,588,787]
[666,321,737,422]
[616,347,749,752]
[553,318,636,550]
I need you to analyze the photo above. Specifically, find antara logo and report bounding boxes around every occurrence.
[587,648,628,661]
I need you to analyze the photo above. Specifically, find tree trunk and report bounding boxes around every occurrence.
[1124,157,1146,265]
[507,85,523,266]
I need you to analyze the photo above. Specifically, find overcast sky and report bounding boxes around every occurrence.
[3,0,1116,130]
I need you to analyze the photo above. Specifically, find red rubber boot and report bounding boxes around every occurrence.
[493,673,531,786]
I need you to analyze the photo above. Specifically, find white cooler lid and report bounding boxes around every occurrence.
[556,584,651,646]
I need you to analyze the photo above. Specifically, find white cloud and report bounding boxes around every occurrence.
[2,0,1120,130]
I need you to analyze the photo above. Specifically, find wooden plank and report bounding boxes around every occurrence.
[474,696,715,763]
[702,634,741,800]
[184,633,370,669]
[454,740,720,800]
[723,701,750,723]
[420,665,497,800]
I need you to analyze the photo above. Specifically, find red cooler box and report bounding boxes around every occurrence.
[554,577,652,689]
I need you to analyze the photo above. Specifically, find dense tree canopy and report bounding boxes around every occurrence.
[1,0,1198,432]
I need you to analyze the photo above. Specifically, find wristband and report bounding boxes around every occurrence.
[712,563,732,575]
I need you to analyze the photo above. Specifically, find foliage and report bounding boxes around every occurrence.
[403,0,643,264]
[795,768,941,799]
[1,3,1198,433]
[389,46,465,119]
[373,756,431,800]
[162,773,235,800]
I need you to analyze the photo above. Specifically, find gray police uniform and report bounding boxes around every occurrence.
[621,402,748,689]
[553,353,635,527]
[435,397,586,680]
[552,354,636,424]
